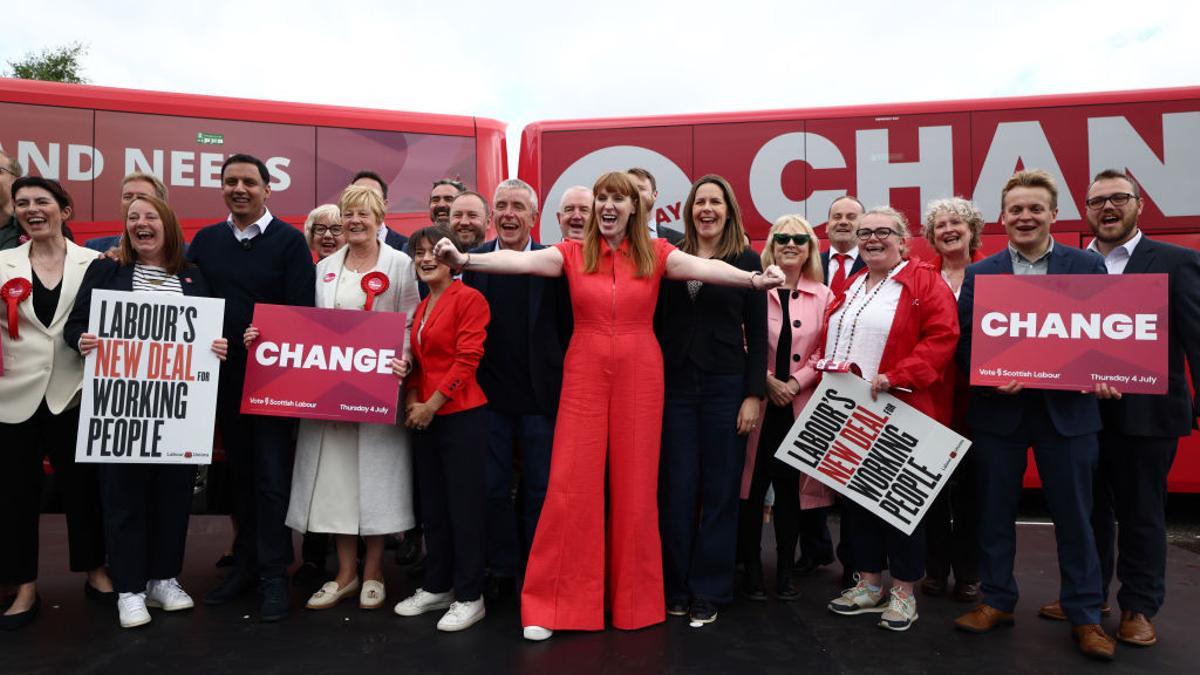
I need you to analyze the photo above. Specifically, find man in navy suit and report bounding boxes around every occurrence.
[953,169,1116,660]
[819,195,866,297]
[1035,170,1200,647]
[462,178,570,603]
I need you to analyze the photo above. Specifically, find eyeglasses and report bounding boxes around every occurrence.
[0,167,17,178]
[312,224,344,236]
[773,233,811,246]
[855,227,898,241]
[1084,193,1137,210]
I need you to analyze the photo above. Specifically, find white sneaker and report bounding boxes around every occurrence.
[436,599,485,632]
[146,578,195,611]
[523,625,553,641]
[118,592,151,628]
[879,587,919,631]
[827,577,887,615]
[393,588,453,617]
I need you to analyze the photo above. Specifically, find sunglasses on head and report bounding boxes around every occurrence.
[773,232,811,246]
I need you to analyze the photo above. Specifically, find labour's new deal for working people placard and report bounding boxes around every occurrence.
[240,304,406,425]
[76,290,224,464]
[775,373,970,535]
[968,274,1168,394]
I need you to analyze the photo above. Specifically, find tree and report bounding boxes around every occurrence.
[6,43,89,84]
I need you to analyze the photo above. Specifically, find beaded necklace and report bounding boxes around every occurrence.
[828,261,905,363]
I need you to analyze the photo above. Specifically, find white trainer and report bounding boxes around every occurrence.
[523,625,553,641]
[393,588,453,617]
[145,578,195,611]
[436,599,485,632]
[118,592,152,628]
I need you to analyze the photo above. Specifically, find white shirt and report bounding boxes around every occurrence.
[823,261,907,380]
[827,246,859,281]
[377,225,390,243]
[646,219,659,239]
[226,208,273,242]
[1087,229,1142,275]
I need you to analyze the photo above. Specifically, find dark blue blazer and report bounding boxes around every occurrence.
[1099,236,1200,437]
[84,235,122,253]
[462,239,572,415]
[384,227,409,254]
[820,249,866,285]
[956,242,1107,438]
[64,258,212,351]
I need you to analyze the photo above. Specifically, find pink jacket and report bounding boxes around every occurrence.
[739,276,836,509]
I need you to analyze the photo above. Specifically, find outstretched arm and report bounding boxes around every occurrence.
[664,249,784,290]
[433,237,563,277]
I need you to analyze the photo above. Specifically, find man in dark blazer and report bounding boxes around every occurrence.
[819,195,866,294]
[953,170,1116,661]
[462,178,571,602]
[186,154,315,622]
[628,167,684,245]
[1059,169,1197,647]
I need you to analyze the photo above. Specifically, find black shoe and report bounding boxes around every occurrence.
[395,534,424,567]
[792,556,834,578]
[743,559,767,601]
[215,554,237,569]
[84,580,117,607]
[921,576,948,597]
[259,576,290,622]
[666,598,690,617]
[953,580,982,603]
[690,599,717,624]
[0,595,40,631]
[483,575,516,603]
[203,569,254,606]
[292,562,327,590]
[776,580,801,602]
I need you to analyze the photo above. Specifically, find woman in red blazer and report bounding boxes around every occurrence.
[393,224,490,633]
[820,206,959,632]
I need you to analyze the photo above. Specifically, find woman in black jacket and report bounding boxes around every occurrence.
[65,195,228,629]
[656,174,767,625]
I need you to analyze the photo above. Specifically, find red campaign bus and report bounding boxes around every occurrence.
[0,77,508,242]
[517,86,1200,492]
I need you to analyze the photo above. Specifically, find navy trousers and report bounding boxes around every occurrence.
[974,397,1102,625]
[1091,430,1177,617]
[659,369,745,605]
[484,410,554,578]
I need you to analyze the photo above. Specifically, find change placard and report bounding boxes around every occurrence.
[76,290,223,464]
[774,372,970,535]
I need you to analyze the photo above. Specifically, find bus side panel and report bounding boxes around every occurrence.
[0,102,95,223]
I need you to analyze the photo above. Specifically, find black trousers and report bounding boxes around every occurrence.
[843,501,925,582]
[414,407,486,602]
[98,464,196,593]
[1091,430,1177,617]
[923,446,980,583]
[739,402,801,580]
[216,394,296,579]
[0,402,105,584]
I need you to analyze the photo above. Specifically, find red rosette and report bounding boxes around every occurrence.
[361,271,389,311]
[2,277,33,339]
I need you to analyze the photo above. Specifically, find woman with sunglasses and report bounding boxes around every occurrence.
[655,175,767,625]
[737,215,836,602]
[822,207,958,632]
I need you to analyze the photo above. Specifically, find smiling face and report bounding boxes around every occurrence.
[125,198,166,262]
[429,183,459,225]
[771,224,812,273]
[14,186,69,242]
[557,187,591,241]
[1002,186,1056,257]
[121,179,158,209]
[691,182,728,244]
[341,203,380,248]
[492,186,535,251]
[411,236,451,286]
[449,193,488,249]
[222,162,270,226]
[594,188,635,243]
[827,197,863,253]
[311,216,345,259]
[857,212,904,271]
[1086,176,1142,246]
[930,209,972,258]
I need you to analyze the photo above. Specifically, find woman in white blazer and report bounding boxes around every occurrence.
[0,177,112,630]
[251,185,418,611]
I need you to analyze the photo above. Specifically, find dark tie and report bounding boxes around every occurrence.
[830,253,850,298]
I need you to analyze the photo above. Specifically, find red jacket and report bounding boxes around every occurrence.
[931,252,983,429]
[821,259,960,420]
[408,280,490,415]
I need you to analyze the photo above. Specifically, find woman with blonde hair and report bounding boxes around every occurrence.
[737,215,836,601]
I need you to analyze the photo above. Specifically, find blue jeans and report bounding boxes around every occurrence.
[659,369,745,604]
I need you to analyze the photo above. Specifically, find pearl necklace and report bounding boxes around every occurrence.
[828,262,904,363]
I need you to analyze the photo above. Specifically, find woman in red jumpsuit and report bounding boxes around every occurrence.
[433,171,784,640]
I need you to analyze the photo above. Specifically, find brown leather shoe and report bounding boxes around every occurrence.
[920,577,948,597]
[954,604,1015,633]
[1073,624,1116,661]
[1117,611,1157,647]
[1037,600,1112,621]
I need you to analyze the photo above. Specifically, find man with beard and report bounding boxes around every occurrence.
[463,179,569,602]
[429,179,466,226]
[449,191,490,250]
[1035,169,1199,648]
[819,195,866,298]
[556,186,592,241]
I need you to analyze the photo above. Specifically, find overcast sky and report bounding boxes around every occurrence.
[7,0,1197,170]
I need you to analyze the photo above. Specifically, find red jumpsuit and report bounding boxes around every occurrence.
[520,237,675,631]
